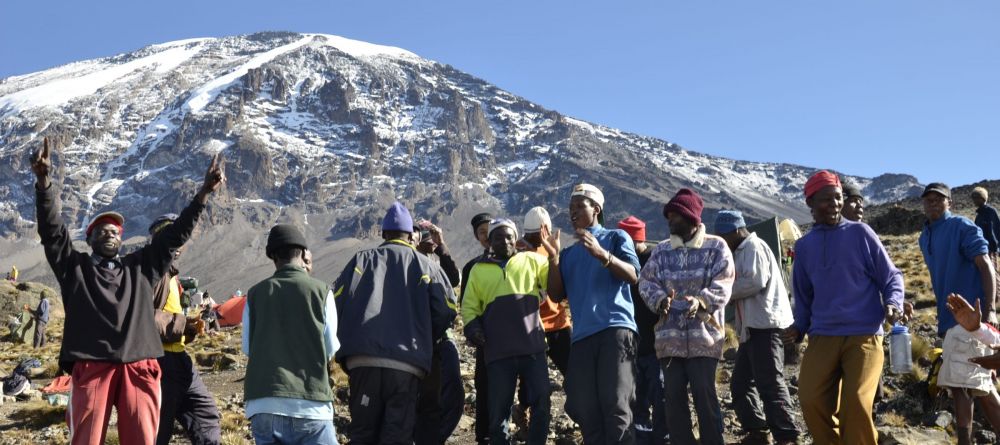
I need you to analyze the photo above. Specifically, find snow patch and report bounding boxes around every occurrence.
[0,43,204,113]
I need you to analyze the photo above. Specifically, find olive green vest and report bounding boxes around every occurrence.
[244,265,333,402]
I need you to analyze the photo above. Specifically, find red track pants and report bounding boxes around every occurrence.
[67,359,162,445]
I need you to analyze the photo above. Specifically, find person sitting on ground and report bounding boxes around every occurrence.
[32,136,224,445]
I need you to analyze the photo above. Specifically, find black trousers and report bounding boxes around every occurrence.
[348,366,421,445]
[156,351,222,445]
[565,328,637,445]
[730,328,799,441]
[415,340,465,445]
[474,346,490,444]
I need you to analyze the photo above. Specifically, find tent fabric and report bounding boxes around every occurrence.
[42,375,72,394]
[216,296,246,327]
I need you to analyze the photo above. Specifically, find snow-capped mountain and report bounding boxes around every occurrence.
[0,32,921,271]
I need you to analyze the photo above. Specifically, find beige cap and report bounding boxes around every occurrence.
[571,183,604,208]
[523,207,551,233]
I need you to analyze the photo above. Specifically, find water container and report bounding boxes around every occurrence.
[889,324,913,374]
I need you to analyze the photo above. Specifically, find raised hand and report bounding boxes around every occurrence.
[201,152,226,195]
[540,225,561,258]
[946,293,982,332]
[32,137,52,188]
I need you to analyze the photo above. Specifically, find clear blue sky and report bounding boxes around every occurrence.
[3,1,997,187]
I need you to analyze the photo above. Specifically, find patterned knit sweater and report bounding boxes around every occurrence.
[638,224,735,359]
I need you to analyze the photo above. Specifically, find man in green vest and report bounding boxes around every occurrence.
[242,224,339,444]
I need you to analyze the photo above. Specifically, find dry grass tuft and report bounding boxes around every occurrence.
[220,411,248,433]
[881,411,908,427]
[8,400,66,429]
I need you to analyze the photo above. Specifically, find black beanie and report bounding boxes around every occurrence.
[266,224,308,259]
[471,212,493,234]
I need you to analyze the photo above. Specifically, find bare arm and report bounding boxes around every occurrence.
[975,254,997,319]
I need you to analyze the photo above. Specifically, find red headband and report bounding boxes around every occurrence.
[804,170,841,198]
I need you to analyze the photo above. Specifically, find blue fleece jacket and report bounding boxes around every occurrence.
[920,211,990,335]
[792,220,904,337]
[559,225,640,343]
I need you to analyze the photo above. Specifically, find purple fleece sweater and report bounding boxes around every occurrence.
[792,220,904,337]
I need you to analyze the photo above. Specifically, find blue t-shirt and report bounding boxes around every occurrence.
[920,211,990,335]
[559,225,641,342]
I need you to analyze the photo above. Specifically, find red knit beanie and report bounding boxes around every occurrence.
[617,216,646,242]
[804,170,841,199]
[663,188,704,226]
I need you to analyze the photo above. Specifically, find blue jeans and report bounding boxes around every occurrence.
[250,413,338,445]
[487,352,551,445]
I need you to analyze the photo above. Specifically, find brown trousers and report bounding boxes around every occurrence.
[798,335,883,445]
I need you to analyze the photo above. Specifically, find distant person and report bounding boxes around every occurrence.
[618,216,668,445]
[32,136,224,445]
[841,183,865,222]
[638,189,734,445]
[148,215,221,445]
[29,290,51,348]
[782,171,903,445]
[413,219,464,445]
[545,183,641,445]
[714,210,798,445]
[242,224,339,444]
[920,182,1000,445]
[972,186,1000,295]
[460,212,495,445]
[462,218,552,445]
[9,264,17,282]
[334,202,456,444]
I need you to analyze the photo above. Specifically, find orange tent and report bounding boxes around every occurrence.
[216,296,246,327]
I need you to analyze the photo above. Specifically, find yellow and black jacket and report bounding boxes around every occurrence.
[461,251,549,364]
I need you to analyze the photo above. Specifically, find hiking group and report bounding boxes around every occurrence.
[27,135,1000,445]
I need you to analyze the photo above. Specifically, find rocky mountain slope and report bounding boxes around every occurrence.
[0,31,922,292]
